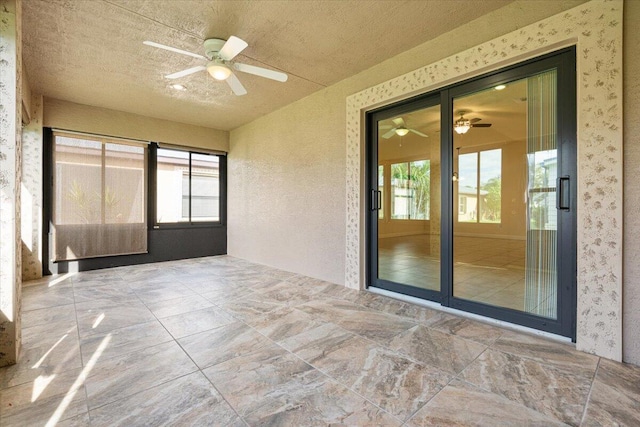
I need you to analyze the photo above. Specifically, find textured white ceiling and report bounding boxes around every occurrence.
[22,0,514,131]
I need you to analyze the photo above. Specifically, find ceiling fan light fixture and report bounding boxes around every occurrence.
[207,60,232,81]
[454,118,471,134]
[395,127,410,136]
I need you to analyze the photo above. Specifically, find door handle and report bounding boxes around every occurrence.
[556,176,570,211]
[370,189,381,211]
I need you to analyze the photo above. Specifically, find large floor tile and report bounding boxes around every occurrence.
[204,345,400,426]
[178,321,273,369]
[406,379,568,427]
[144,293,215,318]
[290,331,451,421]
[89,372,240,426]
[582,358,640,426]
[73,282,137,304]
[84,341,197,409]
[218,297,285,323]
[159,306,235,339]
[22,303,77,329]
[491,330,599,378]
[0,367,88,426]
[247,306,328,342]
[80,320,173,362]
[22,285,75,311]
[75,299,157,338]
[388,324,487,374]
[427,314,505,346]
[460,348,592,425]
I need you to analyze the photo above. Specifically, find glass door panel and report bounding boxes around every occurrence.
[376,104,440,291]
[452,70,559,319]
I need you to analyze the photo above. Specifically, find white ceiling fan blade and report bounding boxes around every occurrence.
[233,63,288,82]
[382,128,398,139]
[143,41,206,60]
[410,129,428,137]
[219,36,248,61]
[392,117,405,127]
[226,73,247,96]
[165,65,206,79]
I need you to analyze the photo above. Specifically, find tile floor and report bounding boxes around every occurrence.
[1,256,639,426]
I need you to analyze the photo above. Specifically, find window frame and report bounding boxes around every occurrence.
[150,143,226,229]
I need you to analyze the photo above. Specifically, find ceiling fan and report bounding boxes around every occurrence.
[381,117,428,139]
[454,111,492,134]
[144,36,288,96]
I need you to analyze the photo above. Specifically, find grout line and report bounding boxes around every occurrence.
[579,357,601,426]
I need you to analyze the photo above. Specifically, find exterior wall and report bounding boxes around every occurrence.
[346,1,623,360]
[0,0,23,367]
[44,98,229,153]
[622,0,640,365]
[21,93,43,280]
[229,0,587,286]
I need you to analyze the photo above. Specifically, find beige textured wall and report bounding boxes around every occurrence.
[21,93,43,281]
[44,98,229,152]
[623,0,640,365]
[228,0,586,285]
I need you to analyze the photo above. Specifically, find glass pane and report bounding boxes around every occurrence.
[457,152,477,222]
[377,104,440,291]
[409,160,430,220]
[157,148,189,223]
[52,136,148,261]
[453,70,558,319]
[479,149,501,223]
[54,137,102,225]
[391,162,409,219]
[104,143,145,224]
[191,153,220,222]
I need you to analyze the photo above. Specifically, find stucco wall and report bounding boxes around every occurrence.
[622,0,640,365]
[228,0,587,285]
[44,98,229,152]
[0,0,23,367]
[21,93,43,280]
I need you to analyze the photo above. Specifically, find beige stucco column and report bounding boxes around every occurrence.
[0,0,23,367]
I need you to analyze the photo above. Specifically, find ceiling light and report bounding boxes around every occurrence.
[206,59,232,81]
[170,84,186,91]
[454,118,471,134]
[494,84,507,90]
[395,127,410,136]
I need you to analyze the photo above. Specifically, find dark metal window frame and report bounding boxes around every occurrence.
[150,143,227,230]
[366,47,577,340]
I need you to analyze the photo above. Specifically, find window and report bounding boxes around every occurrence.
[52,134,147,261]
[391,160,430,220]
[157,148,220,223]
[457,149,501,223]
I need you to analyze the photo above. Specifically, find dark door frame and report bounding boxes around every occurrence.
[365,46,577,340]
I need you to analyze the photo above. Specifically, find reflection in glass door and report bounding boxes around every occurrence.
[452,69,564,320]
[370,102,441,295]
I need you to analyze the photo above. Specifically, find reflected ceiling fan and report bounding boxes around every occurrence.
[381,117,428,139]
[454,111,492,134]
[144,36,288,96]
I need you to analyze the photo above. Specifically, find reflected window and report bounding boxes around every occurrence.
[457,149,501,223]
[391,160,430,220]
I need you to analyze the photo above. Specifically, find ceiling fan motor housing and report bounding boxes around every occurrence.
[204,38,227,60]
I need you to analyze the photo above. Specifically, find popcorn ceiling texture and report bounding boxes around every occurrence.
[0,0,23,366]
[346,0,623,360]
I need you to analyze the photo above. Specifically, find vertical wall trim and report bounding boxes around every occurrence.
[0,0,23,366]
[345,0,623,361]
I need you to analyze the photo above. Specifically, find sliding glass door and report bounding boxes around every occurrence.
[367,47,576,338]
